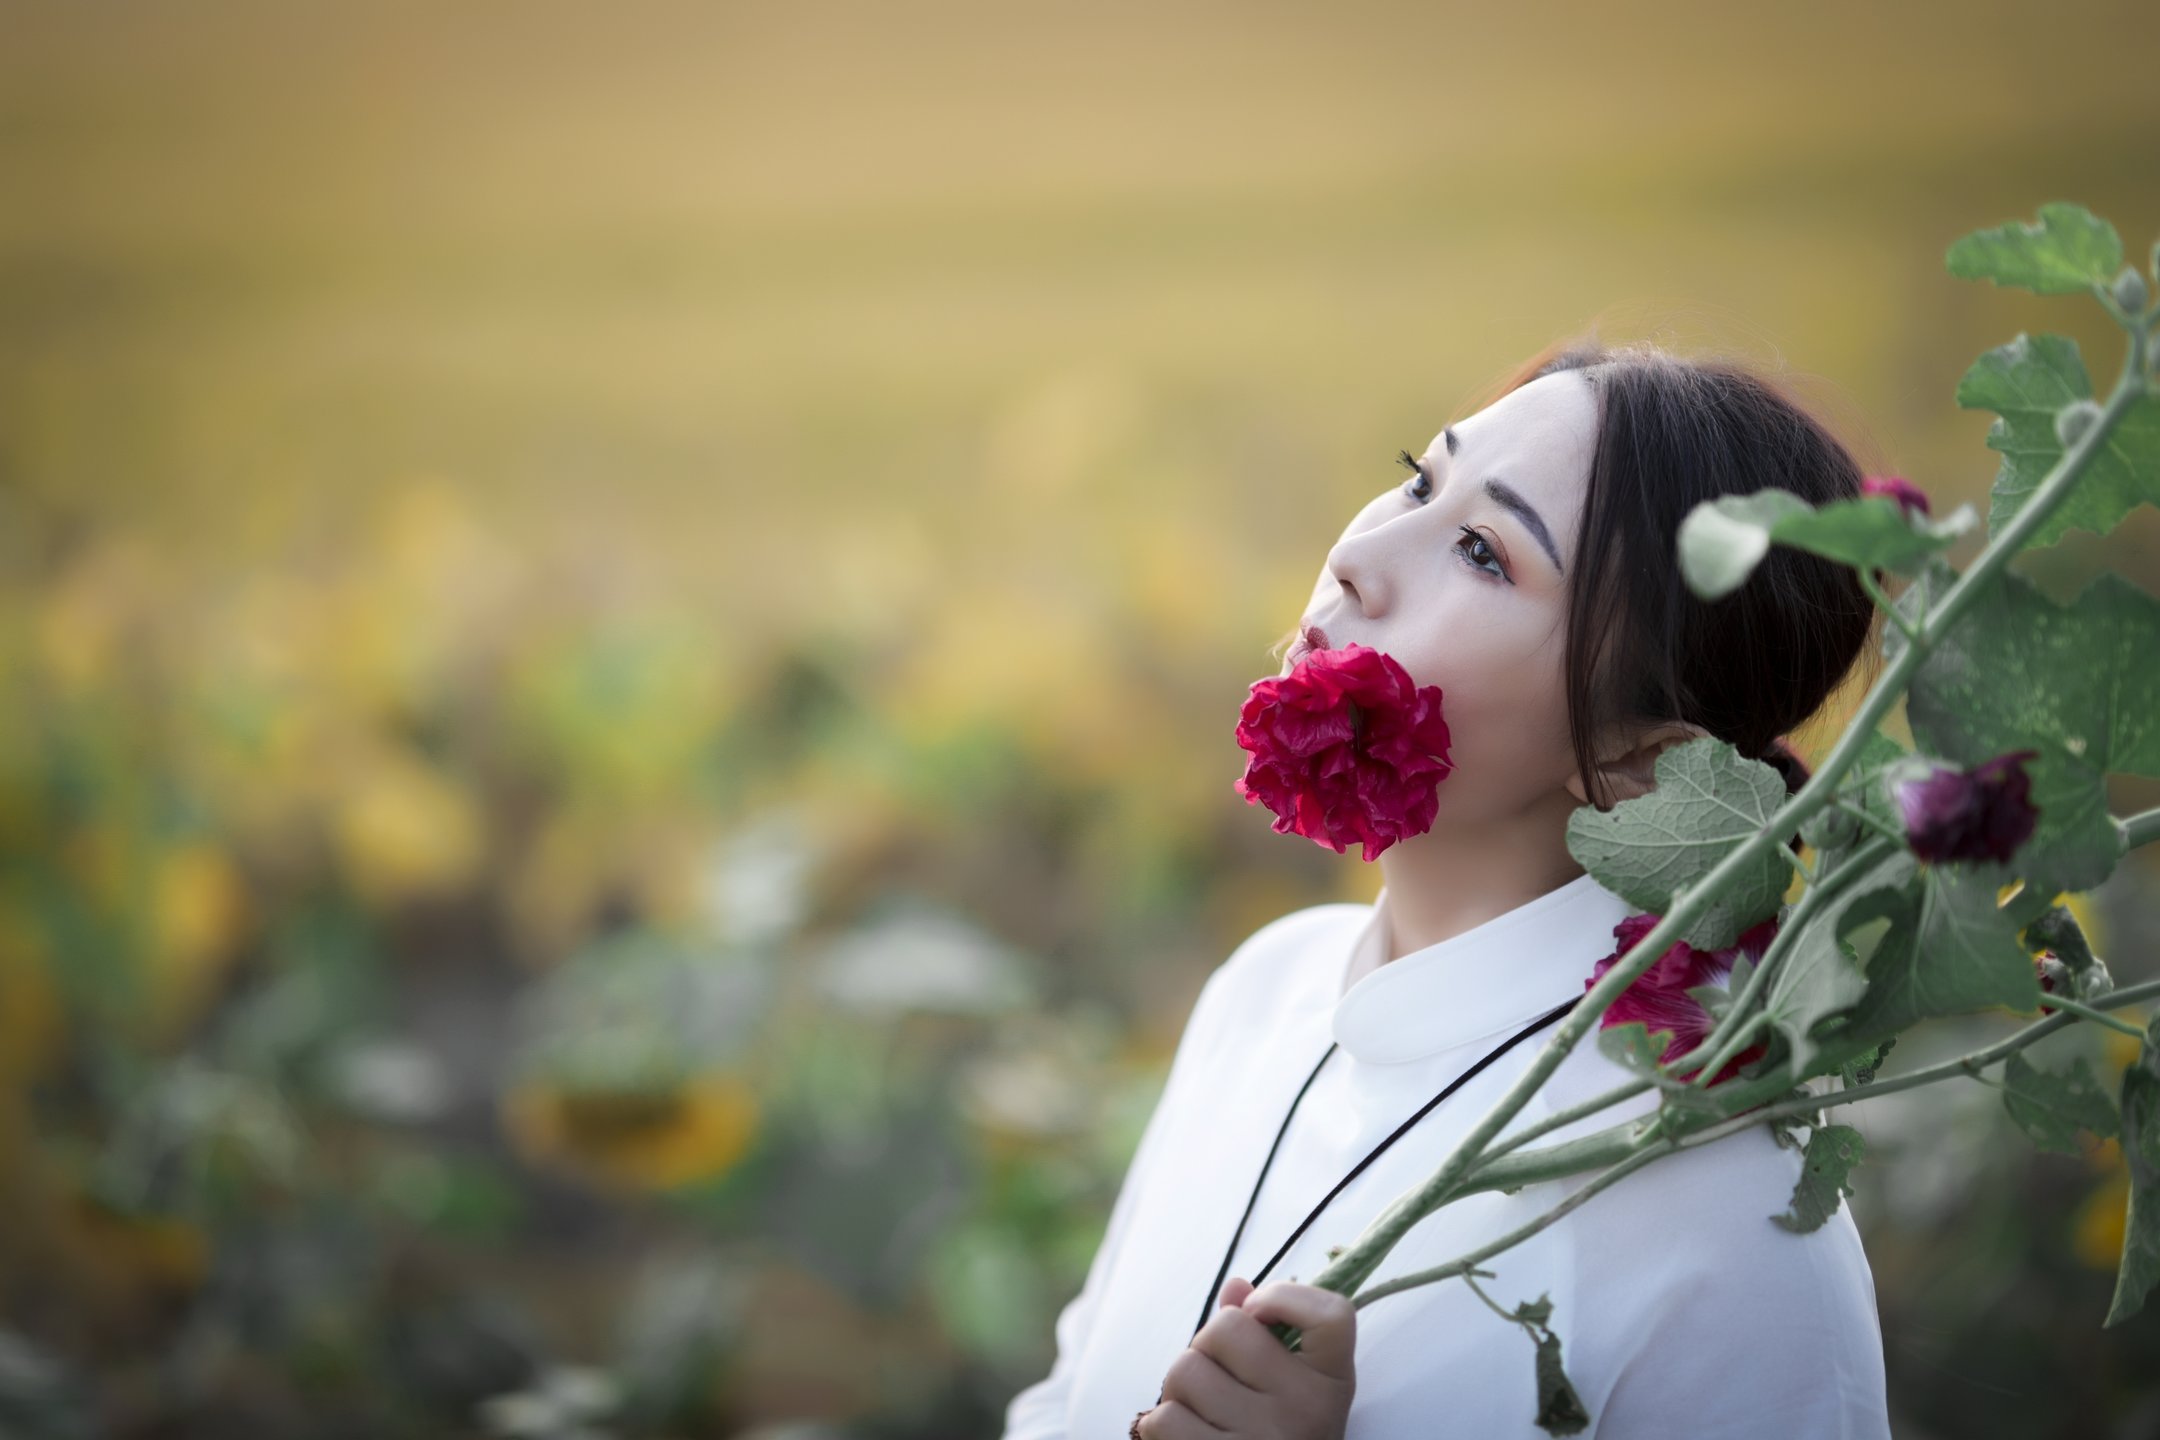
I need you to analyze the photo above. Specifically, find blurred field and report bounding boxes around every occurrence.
[3,1,2159,1436]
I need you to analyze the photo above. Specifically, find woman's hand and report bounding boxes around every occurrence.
[1132,1275,1358,1439]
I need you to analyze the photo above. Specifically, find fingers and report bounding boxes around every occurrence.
[1133,1398,1229,1439]
[1158,1345,1261,1431]
[1240,1280,1360,1382]
[1190,1302,1296,1392]
[1217,1274,1255,1310]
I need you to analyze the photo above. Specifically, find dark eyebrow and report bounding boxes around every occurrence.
[1442,424,1563,575]
[1483,478,1564,577]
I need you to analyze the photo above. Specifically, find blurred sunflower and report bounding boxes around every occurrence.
[500,929,770,1195]
[503,1072,759,1193]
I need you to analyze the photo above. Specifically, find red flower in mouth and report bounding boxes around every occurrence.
[1587,912,1780,1086]
[1232,642,1454,862]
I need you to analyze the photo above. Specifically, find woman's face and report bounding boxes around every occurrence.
[1286,368,1602,822]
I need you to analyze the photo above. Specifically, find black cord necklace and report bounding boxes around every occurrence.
[1182,993,1582,1349]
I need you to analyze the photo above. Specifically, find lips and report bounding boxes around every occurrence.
[1284,621,1331,667]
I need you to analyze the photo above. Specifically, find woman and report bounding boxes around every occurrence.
[999,339,1895,1439]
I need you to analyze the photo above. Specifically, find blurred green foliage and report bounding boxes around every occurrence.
[1,1,2157,1436]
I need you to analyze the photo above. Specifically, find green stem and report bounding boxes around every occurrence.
[1683,835,1899,1090]
[1360,977,2160,1301]
[1685,1011,1770,1090]
[1478,1076,1656,1165]
[2041,994,2147,1039]
[1352,1141,1678,1310]
[1481,832,1886,1157]
[1457,1270,1526,1330]
[1671,977,2160,1155]
[1857,566,1921,642]
[1834,797,1909,849]
[1777,844,1817,885]
[1306,330,2151,1305]
[2121,806,2160,852]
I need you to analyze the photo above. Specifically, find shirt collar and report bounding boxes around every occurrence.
[1329,871,1637,1066]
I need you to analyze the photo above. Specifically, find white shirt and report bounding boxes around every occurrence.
[998,871,1891,1439]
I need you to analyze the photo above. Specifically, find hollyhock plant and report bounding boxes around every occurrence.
[1586,912,1780,1086]
[1860,472,1932,518]
[1892,749,2042,865]
[1232,641,1453,862]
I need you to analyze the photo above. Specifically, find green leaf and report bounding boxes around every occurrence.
[1684,981,1734,1022]
[1945,202,2123,295]
[1533,1327,1591,1436]
[1773,495,1976,577]
[1593,1023,1729,1111]
[1675,490,1972,602]
[1772,1123,1866,1233]
[1955,332,2160,549]
[1597,1021,1680,1079]
[1999,1052,2120,1155]
[2020,903,2100,980]
[1838,1035,1897,1089]
[1836,863,2041,1046]
[1764,846,1920,1075]
[1564,737,1791,949]
[1678,489,1813,600]
[2106,1015,2160,1327]
[1908,568,2160,896]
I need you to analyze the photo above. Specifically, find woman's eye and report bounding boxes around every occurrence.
[1396,449,1434,502]
[1455,524,1509,581]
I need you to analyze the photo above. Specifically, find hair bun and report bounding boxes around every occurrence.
[1761,736,1812,798]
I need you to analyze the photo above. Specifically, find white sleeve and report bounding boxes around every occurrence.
[996,960,1241,1439]
[1587,1148,1891,1439]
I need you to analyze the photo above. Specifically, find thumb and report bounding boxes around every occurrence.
[1242,1280,1358,1381]
[1217,1275,1255,1309]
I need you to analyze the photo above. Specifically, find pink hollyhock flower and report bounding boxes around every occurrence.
[1860,473,1932,518]
[1586,912,1780,1086]
[1232,641,1454,862]
[1892,749,2041,865]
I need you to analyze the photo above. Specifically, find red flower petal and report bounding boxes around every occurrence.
[1586,912,1780,1086]
[1232,642,1454,860]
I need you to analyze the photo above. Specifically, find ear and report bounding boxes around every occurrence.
[1563,718,1715,807]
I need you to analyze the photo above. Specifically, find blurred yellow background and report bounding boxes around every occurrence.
[3,1,2158,1436]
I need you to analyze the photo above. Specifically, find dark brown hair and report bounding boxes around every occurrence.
[1486,338,1881,826]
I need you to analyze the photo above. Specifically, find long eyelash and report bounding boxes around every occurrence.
[1396,448,1421,474]
[1457,523,1511,582]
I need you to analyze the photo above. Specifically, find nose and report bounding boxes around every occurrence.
[1323,531,1385,618]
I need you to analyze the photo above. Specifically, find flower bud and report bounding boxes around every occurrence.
[2035,950,2069,1015]
[1860,473,1931,518]
[2116,265,2149,314]
[1892,749,2041,865]
[2054,398,2103,449]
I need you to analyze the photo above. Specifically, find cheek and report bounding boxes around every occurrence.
[1405,622,1572,776]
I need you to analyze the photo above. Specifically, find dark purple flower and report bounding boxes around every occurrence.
[1585,913,1780,1086]
[1861,473,1932,518]
[1892,750,2042,865]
